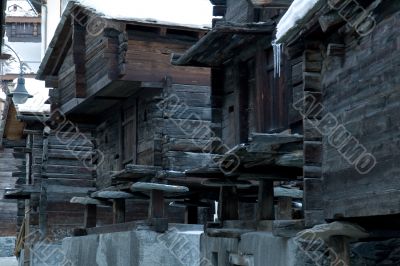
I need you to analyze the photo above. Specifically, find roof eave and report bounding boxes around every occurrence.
[172,21,275,67]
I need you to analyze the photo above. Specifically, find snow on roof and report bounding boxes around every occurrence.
[74,0,213,28]
[276,0,321,42]
[14,78,50,113]
[6,0,38,17]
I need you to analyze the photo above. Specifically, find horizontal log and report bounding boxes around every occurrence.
[274,187,303,198]
[201,179,253,188]
[248,133,303,152]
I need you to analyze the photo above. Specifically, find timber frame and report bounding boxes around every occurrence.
[36,1,216,236]
[173,0,305,237]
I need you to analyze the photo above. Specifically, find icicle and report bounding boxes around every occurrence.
[272,40,282,78]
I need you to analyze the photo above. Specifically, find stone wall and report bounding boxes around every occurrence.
[27,224,203,266]
[201,232,332,266]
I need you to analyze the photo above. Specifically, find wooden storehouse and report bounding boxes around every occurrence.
[1,96,106,265]
[274,0,400,230]
[0,98,24,237]
[36,1,215,235]
[173,0,305,231]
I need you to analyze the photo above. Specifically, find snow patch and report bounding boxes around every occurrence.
[276,0,320,41]
[74,0,213,28]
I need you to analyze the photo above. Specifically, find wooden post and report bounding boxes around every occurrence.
[185,206,198,224]
[257,180,274,221]
[23,199,30,266]
[113,199,125,224]
[149,190,168,232]
[84,204,97,228]
[39,127,50,240]
[23,134,32,266]
[328,236,351,266]
[218,187,239,221]
[276,197,292,220]
[72,14,87,98]
[149,190,165,219]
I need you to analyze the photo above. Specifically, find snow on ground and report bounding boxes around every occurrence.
[75,0,213,28]
[0,257,18,266]
[276,0,320,41]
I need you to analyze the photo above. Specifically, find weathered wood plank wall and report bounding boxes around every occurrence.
[0,148,21,236]
[321,8,400,219]
[29,129,97,240]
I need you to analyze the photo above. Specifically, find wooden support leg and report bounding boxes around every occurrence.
[149,190,168,232]
[149,190,165,218]
[218,187,239,221]
[276,197,292,220]
[328,236,350,266]
[185,206,198,224]
[24,199,30,266]
[113,199,125,224]
[84,204,97,228]
[257,180,275,221]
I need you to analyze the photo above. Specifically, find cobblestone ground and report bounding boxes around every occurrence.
[0,257,18,266]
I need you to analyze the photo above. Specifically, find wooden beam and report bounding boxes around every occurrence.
[318,11,343,32]
[276,197,292,220]
[327,43,346,57]
[72,16,87,98]
[218,187,239,221]
[113,199,125,224]
[149,190,164,219]
[257,180,274,221]
[84,204,97,228]
[148,190,168,232]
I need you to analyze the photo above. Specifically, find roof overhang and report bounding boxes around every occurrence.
[172,21,275,67]
[37,1,210,80]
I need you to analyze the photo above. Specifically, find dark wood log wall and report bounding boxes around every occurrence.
[95,111,122,189]
[85,32,110,94]
[302,46,324,227]
[219,44,291,148]
[321,8,400,219]
[121,37,210,86]
[0,148,21,236]
[95,81,214,182]
[29,129,97,240]
[161,83,213,170]
[58,48,76,104]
